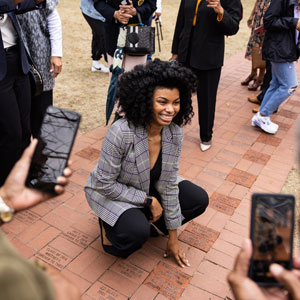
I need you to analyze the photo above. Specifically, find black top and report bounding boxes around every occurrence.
[149,148,162,200]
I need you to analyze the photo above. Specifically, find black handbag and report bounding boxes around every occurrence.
[26,51,43,97]
[124,13,155,56]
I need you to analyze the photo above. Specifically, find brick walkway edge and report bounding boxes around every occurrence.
[3,51,300,300]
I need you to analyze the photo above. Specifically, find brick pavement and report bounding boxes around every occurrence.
[3,51,300,300]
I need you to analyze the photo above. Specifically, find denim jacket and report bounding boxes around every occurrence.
[80,0,105,21]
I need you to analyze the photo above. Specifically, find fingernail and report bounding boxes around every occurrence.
[270,264,283,276]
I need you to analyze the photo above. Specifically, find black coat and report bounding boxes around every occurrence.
[262,0,299,62]
[0,0,45,81]
[94,0,156,56]
[172,0,241,70]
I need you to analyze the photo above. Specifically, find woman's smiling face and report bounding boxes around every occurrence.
[151,87,180,127]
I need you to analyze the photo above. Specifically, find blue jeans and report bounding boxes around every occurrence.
[259,62,298,117]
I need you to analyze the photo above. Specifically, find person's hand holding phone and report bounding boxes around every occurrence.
[0,139,72,212]
[228,239,300,300]
[119,0,137,17]
[206,0,224,16]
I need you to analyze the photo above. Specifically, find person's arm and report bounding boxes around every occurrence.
[171,0,185,58]
[207,0,241,36]
[135,0,156,21]
[247,0,258,28]
[86,121,147,206]
[263,0,298,32]
[15,0,46,14]
[47,8,63,78]
[156,0,162,15]
[94,0,117,22]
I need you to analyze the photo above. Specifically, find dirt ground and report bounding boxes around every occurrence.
[55,1,300,247]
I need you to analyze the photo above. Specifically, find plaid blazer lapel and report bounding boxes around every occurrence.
[134,126,150,193]
[160,125,182,181]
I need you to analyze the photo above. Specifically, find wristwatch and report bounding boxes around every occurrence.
[0,196,14,223]
[144,195,153,207]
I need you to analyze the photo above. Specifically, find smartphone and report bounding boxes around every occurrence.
[26,106,81,195]
[248,193,295,286]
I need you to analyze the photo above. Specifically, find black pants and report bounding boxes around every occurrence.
[193,68,222,142]
[0,47,31,186]
[82,13,107,62]
[31,90,53,138]
[100,180,209,258]
[257,60,272,104]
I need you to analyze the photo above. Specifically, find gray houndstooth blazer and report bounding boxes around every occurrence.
[84,118,184,230]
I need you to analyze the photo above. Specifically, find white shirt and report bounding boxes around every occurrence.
[0,14,18,49]
[156,0,162,14]
[47,8,62,57]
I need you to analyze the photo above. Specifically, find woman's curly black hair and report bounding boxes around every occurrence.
[115,59,197,128]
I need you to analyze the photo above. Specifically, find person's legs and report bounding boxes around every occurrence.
[0,49,30,185]
[153,180,209,234]
[82,13,108,72]
[31,90,53,138]
[257,60,272,103]
[195,68,222,143]
[260,62,298,117]
[100,208,150,258]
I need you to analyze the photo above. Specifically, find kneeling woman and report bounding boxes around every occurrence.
[85,60,209,267]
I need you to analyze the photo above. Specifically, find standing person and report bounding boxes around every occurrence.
[94,0,156,72]
[81,0,109,73]
[251,0,299,135]
[85,60,209,264]
[242,0,271,91]
[0,0,45,186]
[171,0,241,152]
[17,0,63,138]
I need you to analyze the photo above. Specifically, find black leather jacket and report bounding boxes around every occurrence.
[262,0,299,62]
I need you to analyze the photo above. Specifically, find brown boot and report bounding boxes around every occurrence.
[241,74,257,86]
[248,79,263,91]
[248,96,260,104]
[252,106,278,114]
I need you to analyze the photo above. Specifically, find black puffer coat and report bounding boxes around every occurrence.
[262,0,299,62]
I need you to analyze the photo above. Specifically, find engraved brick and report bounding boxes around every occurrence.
[145,262,191,300]
[63,228,94,248]
[184,222,220,242]
[211,192,241,208]
[15,210,40,225]
[256,134,282,147]
[243,149,271,165]
[35,246,72,270]
[75,147,100,161]
[277,109,298,119]
[111,261,149,284]
[86,281,127,300]
[209,201,235,215]
[226,168,257,188]
[178,230,213,252]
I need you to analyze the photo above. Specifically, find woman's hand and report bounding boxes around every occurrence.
[50,56,62,78]
[119,0,137,17]
[206,0,224,16]
[247,17,253,28]
[113,10,132,24]
[169,54,178,61]
[165,230,190,268]
[149,196,163,223]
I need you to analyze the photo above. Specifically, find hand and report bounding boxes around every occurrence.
[119,0,137,17]
[45,265,81,300]
[169,54,178,61]
[164,230,190,268]
[149,196,163,223]
[0,139,72,212]
[296,19,300,31]
[155,12,161,19]
[228,239,300,300]
[50,56,62,78]
[247,17,253,28]
[113,10,132,24]
[206,0,224,15]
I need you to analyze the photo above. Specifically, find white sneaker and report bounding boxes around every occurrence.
[91,63,109,73]
[200,141,212,152]
[251,112,279,134]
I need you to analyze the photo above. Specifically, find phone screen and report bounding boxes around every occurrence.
[249,194,295,285]
[26,106,81,194]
